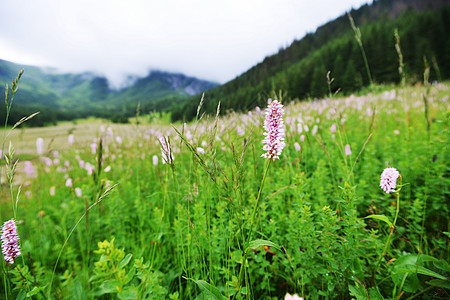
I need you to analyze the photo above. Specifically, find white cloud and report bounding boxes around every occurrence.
[0,0,370,87]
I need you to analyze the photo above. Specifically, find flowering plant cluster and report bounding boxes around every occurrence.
[1,219,21,264]
[261,99,286,160]
[380,167,400,193]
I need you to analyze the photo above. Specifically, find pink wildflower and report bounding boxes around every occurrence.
[294,142,301,151]
[68,134,75,145]
[86,163,95,175]
[36,137,44,155]
[312,125,318,136]
[380,167,400,194]
[345,144,352,156]
[236,126,245,136]
[24,161,35,177]
[49,186,56,196]
[65,178,73,188]
[75,187,82,197]
[330,123,336,133]
[152,155,158,166]
[261,99,286,160]
[1,219,21,264]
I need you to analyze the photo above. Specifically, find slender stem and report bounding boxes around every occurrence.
[47,184,116,297]
[249,160,271,233]
[375,191,400,285]
[237,160,271,290]
[151,169,168,269]
[2,263,8,300]
[48,209,88,297]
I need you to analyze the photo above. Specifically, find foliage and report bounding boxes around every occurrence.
[1,72,448,298]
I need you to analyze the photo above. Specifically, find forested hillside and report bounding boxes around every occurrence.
[0,60,216,126]
[171,0,450,121]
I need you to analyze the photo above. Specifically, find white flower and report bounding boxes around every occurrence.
[285,293,303,300]
[380,167,400,193]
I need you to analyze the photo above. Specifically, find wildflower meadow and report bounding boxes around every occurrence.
[0,71,449,299]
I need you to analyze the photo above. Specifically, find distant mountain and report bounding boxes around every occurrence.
[0,59,217,126]
[171,0,450,121]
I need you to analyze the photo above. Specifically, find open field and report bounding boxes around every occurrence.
[0,83,449,299]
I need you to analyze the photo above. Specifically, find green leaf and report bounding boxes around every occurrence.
[396,265,447,280]
[364,214,393,228]
[101,280,121,294]
[122,267,136,285]
[17,290,27,300]
[392,255,420,293]
[434,259,450,272]
[240,286,248,295]
[443,232,450,238]
[190,279,227,300]
[417,255,438,264]
[246,239,281,253]
[426,279,450,289]
[27,286,45,297]
[368,287,384,300]
[118,285,138,299]
[118,253,133,269]
[349,283,366,299]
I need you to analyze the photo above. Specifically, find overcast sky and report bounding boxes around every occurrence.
[0,0,371,87]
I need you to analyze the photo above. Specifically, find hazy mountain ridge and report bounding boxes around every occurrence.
[0,59,218,125]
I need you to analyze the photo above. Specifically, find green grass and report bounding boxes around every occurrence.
[0,82,449,299]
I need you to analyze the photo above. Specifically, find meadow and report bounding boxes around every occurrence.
[0,77,449,299]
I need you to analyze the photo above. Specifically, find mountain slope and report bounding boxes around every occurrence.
[0,60,217,126]
[171,0,450,121]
